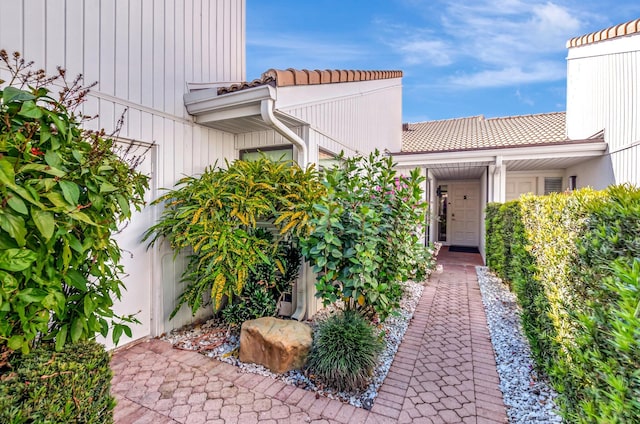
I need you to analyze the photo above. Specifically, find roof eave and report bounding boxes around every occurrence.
[184,84,276,118]
[392,140,608,168]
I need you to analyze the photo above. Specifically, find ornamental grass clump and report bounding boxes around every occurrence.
[306,310,383,392]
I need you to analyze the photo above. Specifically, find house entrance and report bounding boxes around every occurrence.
[436,185,448,243]
[437,181,480,247]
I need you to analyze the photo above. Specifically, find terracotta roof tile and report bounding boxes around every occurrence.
[217,68,402,95]
[567,18,640,48]
[401,112,568,153]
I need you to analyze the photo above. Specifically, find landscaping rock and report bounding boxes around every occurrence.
[239,317,312,373]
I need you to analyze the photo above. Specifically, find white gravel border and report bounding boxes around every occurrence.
[476,266,563,423]
[162,280,423,409]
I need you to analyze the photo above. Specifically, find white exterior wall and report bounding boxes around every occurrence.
[0,0,245,347]
[504,170,565,201]
[277,79,403,155]
[566,35,640,187]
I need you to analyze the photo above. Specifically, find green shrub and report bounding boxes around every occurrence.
[300,150,431,321]
[0,340,115,423]
[0,51,149,353]
[484,185,640,422]
[306,310,383,392]
[221,232,301,325]
[144,157,322,316]
[566,184,640,422]
[221,281,278,325]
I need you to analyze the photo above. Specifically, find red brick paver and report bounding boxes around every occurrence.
[111,247,507,423]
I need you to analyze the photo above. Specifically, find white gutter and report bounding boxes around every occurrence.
[259,98,310,321]
[260,98,308,166]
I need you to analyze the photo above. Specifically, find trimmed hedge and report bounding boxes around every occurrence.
[486,185,640,423]
[0,340,115,423]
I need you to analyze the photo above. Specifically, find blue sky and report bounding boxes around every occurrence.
[246,0,640,123]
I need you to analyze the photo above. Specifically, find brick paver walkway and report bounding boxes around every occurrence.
[111,248,507,423]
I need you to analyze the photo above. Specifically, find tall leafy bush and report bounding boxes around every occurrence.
[0,51,149,353]
[300,150,430,321]
[144,157,323,316]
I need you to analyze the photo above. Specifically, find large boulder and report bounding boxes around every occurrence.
[239,317,313,374]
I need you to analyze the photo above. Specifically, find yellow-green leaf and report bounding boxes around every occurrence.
[69,211,97,226]
[7,196,28,215]
[32,209,55,241]
[0,213,27,246]
[100,182,118,193]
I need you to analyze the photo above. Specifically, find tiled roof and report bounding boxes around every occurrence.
[401,112,568,153]
[217,69,402,95]
[567,18,640,48]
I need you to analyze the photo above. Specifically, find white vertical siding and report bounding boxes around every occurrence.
[0,0,245,343]
[566,37,640,186]
[277,79,403,156]
[1,0,245,119]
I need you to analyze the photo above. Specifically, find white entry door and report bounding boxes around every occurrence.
[449,181,480,246]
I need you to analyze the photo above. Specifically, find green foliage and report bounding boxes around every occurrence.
[0,51,149,353]
[221,281,277,326]
[300,150,432,321]
[144,157,323,316]
[484,185,640,422]
[0,340,115,423]
[220,232,301,325]
[306,310,383,392]
[567,185,640,423]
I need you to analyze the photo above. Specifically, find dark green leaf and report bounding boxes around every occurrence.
[18,100,44,119]
[55,325,68,351]
[64,269,88,292]
[2,86,35,103]
[59,180,80,205]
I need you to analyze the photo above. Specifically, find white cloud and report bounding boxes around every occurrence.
[515,88,535,106]
[247,33,366,72]
[446,61,565,88]
[386,0,590,89]
[399,39,453,66]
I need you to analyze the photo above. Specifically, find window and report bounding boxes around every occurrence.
[240,146,293,162]
[544,177,563,195]
[318,149,340,171]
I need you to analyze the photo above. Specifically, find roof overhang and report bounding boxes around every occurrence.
[392,140,608,179]
[183,84,307,134]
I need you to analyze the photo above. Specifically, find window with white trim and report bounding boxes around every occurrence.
[544,177,563,195]
[240,146,293,162]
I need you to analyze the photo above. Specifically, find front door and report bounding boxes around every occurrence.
[449,181,480,247]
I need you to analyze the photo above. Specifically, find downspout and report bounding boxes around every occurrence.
[260,98,308,166]
[260,98,309,321]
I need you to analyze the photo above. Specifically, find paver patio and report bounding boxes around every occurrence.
[111,247,508,423]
